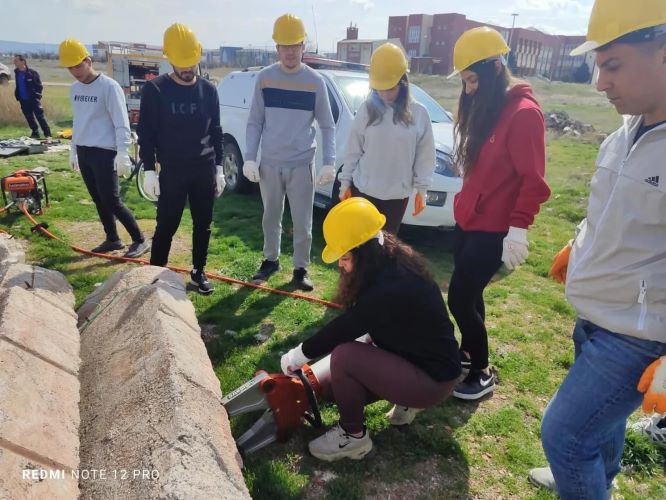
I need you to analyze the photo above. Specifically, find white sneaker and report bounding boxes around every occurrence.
[308,424,373,461]
[629,414,666,447]
[386,405,423,426]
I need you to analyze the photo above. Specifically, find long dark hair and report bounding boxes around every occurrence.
[334,232,432,309]
[454,60,513,176]
[366,74,413,127]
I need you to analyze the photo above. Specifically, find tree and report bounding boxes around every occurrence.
[573,61,591,83]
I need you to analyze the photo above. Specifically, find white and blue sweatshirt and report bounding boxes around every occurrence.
[245,63,335,168]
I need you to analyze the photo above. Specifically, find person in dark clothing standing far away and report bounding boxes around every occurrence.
[338,43,435,234]
[243,13,336,291]
[14,55,51,139]
[138,23,225,295]
[279,197,461,461]
[528,1,666,497]
[59,39,149,259]
[447,27,550,401]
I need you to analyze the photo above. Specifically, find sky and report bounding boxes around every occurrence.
[5,0,594,53]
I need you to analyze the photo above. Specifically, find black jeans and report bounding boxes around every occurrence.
[447,226,505,370]
[19,98,51,137]
[77,146,143,244]
[150,163,215,270]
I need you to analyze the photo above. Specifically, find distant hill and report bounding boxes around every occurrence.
[0,40,93,56]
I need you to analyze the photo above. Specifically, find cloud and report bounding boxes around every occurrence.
[350,0,375,10]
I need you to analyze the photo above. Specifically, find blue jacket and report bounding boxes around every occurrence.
[14,67,43,101]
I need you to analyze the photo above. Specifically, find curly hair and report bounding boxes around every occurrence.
[334,232,432,309]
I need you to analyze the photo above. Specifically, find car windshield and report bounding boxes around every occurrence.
[332,75,452,124]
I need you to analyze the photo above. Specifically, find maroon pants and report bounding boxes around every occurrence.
[351,185,408,234]
[329,342,456,434]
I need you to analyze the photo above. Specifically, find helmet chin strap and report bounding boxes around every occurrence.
[374,230,385,246]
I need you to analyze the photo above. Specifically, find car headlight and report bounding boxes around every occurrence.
[434,150,456,177]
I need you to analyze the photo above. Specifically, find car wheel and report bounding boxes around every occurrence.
[223,139,252,194]
[0,75,9,85]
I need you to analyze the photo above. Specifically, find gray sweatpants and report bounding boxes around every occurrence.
[259,162,315,269]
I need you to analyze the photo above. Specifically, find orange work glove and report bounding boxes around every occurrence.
[412,190,426,216]
[638,357,666,413]
[549,241,572,284]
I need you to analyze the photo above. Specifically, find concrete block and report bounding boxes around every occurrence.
[78,266,249,499]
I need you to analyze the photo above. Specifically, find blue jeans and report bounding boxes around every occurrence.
[541,319,666,500]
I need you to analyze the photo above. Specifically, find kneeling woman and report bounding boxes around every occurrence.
[280,197,461,461]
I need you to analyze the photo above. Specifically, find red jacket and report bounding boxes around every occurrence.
[454,84,550,232]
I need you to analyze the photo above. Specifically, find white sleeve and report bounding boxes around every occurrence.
[106,79,131,153]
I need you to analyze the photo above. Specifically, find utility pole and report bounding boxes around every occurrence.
[508,13,519,48]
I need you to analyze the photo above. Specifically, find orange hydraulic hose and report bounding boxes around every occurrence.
[16,204,341,309]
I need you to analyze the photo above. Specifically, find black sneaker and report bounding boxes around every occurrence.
[91,239,124,253]
[291,268,314,291]
[124,240,151,258]
[30,131,40,139]
[453,369,495,400]
[190,269,214,295]
[252,259,281,284]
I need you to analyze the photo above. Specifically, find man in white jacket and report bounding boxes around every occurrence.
[528,2,666,498]
[59,39,149,258]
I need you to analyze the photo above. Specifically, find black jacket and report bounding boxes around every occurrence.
[137,74,223,170]
[14,67,43,101]
[302,262,462,381]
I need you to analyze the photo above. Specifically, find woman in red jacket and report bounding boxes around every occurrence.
[447,27,550,400]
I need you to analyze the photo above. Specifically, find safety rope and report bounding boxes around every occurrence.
[11,204,342,310]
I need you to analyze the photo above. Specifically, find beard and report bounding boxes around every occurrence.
[175,69,195,82]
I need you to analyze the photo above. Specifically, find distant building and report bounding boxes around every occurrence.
[387,13,595,82]
[337,23,404,65]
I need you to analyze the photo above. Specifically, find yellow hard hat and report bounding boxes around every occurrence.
[273,14,307,45]
[571,0,666,55]
[321,197,386,264]
[163,23,202,67]
[447,27,510,79]
[369,43,409,90]
[59,39,90,68]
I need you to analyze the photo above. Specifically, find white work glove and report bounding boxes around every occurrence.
[143,170,160,198]
[69,147,79,172]
[114,151,132,177]
[280,343,310,376]
[215,165,226,197]
[501,226,529,270]
[316,165,336,186]
[242,160,260,183]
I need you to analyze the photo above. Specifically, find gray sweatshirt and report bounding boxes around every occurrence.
[339,96,435,200]
[70,74,130,152]
[245,63,335,168]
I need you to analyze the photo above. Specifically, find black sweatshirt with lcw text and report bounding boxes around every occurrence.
[138,74,223,170]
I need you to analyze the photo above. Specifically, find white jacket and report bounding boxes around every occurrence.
[566,115,666,343]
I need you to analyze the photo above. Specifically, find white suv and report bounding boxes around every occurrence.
[217,65,461,229]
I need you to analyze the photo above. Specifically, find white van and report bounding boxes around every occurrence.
[217,64,462,229]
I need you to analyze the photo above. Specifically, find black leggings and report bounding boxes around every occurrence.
[150,164,215,270]
[77,146,143,244]
[351,185,408,235]
[447,226,504,370]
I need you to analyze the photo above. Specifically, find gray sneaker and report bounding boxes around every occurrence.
[528,466,616,497]
[528,467,557,492]
[124,240,151,258]
[386,405,423,426]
